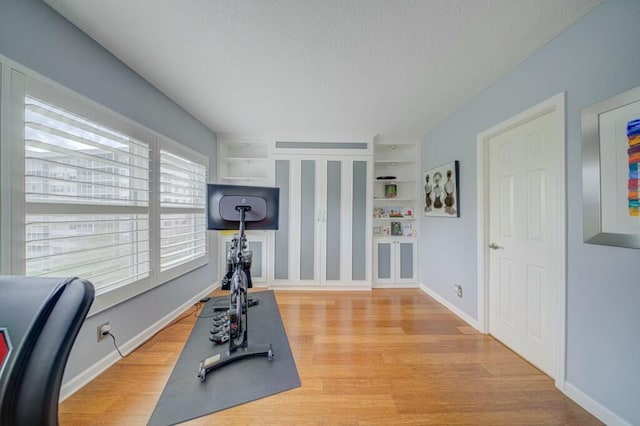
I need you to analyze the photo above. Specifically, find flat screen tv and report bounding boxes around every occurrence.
[207,184,280,231]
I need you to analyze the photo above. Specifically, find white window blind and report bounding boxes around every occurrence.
[24,95,151,292]
[159,149,207,272]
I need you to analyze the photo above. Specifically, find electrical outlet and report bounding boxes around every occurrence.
[454,284,463,298]
[97,322,111,342]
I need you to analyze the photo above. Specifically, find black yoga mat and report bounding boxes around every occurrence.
[148,290,300,425]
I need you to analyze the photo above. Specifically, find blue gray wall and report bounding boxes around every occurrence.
[0,0,218,385]
[420,0,639,423]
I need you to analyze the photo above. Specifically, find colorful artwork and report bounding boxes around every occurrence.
[629,119,640,216]
[582,84,640,248]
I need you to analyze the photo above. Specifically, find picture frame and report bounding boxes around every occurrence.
[423,160,459,217]
[582,85,640,249]
[390,221,403,236]
[384,183,397,198]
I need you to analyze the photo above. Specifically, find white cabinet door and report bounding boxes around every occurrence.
[374,240,394,284]
[272,157,370,288]
[373,238,417,286]
[219,232,267,286]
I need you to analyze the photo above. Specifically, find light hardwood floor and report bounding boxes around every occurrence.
[59,289,602,425]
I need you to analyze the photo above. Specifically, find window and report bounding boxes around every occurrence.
[24,95,151,294]
[1,66,210,314]
[158,144,208,280]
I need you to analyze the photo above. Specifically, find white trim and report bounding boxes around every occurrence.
[419,283,480,330]
[563,382,632,426]
[89,277,154,317]
[9,69,26,274]
[156,135,209,285]
[25,74,154,144]
[373,282,420,289]
[271,134,375,156]
[60,281,219,402]
[476,92,566,388]
[0,61,11,274]
[269,282,371,291]
[59,347,122,403]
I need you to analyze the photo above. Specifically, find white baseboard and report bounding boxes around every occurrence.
[372,282,420,289]
[59,281,219,402]
[268,283,372,291]
[563,382,631,426]
[418,284,630,425]
[419,283,480,330]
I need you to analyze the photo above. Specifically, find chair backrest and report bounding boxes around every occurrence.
[0,276,94,426]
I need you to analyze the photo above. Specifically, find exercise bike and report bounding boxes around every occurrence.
[198,187,278,382]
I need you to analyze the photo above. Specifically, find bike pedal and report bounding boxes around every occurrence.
[210,322,229,332]
[212,317,228,326]
[209,332,229,343]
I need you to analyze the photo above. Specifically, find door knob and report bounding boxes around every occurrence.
[488,243,503,250]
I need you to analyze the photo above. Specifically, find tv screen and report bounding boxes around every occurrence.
[207,184,280,231]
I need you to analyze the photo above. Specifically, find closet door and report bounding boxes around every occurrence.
[272,157,370,288]
[275,158,316,284]
[299,159,320,284]
[322,160,341,284]
[322,159,369,285]
[274,159,290,281]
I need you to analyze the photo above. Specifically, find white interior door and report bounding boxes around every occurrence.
[488,110,559,377]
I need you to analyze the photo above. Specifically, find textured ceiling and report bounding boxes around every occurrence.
[44,0,600,142]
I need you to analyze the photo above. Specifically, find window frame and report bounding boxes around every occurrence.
[155,136,209,285]
[1,56,210,316]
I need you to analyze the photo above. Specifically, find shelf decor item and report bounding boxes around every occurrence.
[402,222,415,237]
[384,183,397,198]
[582,84,640,249]
[424,161,459,218]
[402,207,414,218]
[384,207,403,217]
[390,221,403,236]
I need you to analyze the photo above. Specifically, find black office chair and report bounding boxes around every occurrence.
[0,276,94,426]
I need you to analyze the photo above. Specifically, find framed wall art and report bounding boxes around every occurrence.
[423,160,459,218]
[390,221,403,236]
[582,84,640,249]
